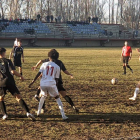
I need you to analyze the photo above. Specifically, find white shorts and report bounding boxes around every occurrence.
[40,85,59,98]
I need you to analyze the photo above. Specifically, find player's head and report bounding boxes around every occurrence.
[17,41,21,47]
[0,47,6,58]
[48,49,59,61]
[124,41,128,46]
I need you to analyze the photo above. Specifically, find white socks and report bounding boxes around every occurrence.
[37,96,46,115]
[56,98,65,118]
[133,88,139,99]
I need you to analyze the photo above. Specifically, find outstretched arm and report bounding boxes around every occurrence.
[32,59,46,70]
[63,70,73,78]
[29,72,42,87]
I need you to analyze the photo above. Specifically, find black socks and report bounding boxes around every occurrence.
[127,65,132,70]
[19,99,29,113]
[123,66,126,74]
[0,101,6,115]
[64,95,74,107]
[36,88,41,96]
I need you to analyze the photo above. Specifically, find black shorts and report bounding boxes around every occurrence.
[123,56,130,64]
[0,84,20,96]
[57,83,66,91]
[13,59,22,67]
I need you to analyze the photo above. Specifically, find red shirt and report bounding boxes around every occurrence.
[122,46,132,56]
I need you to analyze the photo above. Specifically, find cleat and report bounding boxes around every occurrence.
[73,106,79,113]
[62,116,68,120]
[74,108,79,113]
[122,73,126,75]
[40,109,44,114]
[34,95,40,102]
[2,114,8,120]
[27,113,36,121]
[129,97,136,101]
[131,69,133,73]
[37,110,40,117]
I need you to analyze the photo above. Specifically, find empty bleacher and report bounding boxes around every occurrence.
[67,23,104,38]
[0,21,52,38]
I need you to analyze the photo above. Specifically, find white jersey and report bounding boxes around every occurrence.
[39,61,60,87]
[14,40,18,46]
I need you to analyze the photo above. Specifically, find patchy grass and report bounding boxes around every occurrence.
[0,47,140,140]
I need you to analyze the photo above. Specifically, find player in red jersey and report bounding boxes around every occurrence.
[121,41,133,75]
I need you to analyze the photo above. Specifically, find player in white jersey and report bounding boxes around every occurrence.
[29,51,68,120]
[14,38,18,46]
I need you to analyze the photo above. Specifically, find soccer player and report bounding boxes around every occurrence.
[14,38,18,46]
[9,41,24,76]
[129,82,140,101]
[121,41,133,75]
[0,48,35,121]
[29,51,68,120]
[32,49,79,113]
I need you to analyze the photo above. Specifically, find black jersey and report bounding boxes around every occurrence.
[43,59,66,84]
[0,58,15,86]
[13,46,23,60]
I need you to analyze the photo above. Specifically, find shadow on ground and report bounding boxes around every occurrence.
[1,113,140,124]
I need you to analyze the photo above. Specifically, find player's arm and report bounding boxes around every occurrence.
[11,70,24,81]
[22,52,24,63]
[63,70,73,78]
[9,48,14,59]
[9,60,24,81]
[129,52,132,60]
[29,72,42,87]
[32,59,46,70]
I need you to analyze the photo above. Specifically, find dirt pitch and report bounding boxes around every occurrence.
[0,47,140,140]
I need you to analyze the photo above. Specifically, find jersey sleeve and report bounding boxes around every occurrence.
[8,59,15,70]
[55,66,60,79]
[61,61,67,71]
[39,63,44,73]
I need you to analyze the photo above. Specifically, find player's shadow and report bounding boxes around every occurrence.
[2,113,140,123]
[36,113,140,123]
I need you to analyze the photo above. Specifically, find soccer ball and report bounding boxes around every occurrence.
[111,78,118,85]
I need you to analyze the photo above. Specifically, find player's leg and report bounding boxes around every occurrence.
[8,84,35,121]
[126,56,133,73]
[48,86,68,120]
[129,82,140,100]
[14,93,35,121]
[55,95,68,120]
[34,86,45,112]
[60,90,79,113]
[0,88,8,120]
[37,87,47,116]
[34,86,41,102]
[19,66,22,76]
[58,84,79,113]
[123,57,126,75]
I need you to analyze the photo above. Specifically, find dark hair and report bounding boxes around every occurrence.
[0,48,6,55]
[48,49,59,60]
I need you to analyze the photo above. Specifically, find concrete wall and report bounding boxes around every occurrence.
[0,38,139,47]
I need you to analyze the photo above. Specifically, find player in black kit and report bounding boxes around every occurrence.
[31,49,79,113]
[0,48,35,121]
[9,41,24,76]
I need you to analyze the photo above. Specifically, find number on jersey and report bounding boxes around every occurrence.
[46,66,54,76]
